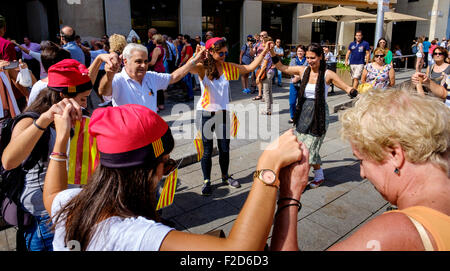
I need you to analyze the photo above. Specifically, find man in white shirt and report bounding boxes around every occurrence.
[98,43,204,113]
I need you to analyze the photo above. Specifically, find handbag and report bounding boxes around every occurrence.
[357,83,373,94]
[256,68,266,80]
[15,67,33,88]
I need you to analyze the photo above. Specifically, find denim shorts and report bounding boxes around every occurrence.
[24,214,54,251]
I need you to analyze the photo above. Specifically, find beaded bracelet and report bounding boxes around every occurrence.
[51,152,67,157]
[49,155,68,162]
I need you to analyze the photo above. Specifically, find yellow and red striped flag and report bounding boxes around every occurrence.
[201,86,210,110]
[222,62,240,81]
[68,117,100,185]
[193,130,204,161]
[231,111,239,138]
[156,168,178,210]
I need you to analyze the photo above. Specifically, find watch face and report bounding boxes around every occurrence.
[261,170,276,185]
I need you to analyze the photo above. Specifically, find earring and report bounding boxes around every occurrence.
[394,168,400,176]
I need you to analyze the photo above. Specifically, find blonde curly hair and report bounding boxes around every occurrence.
[109,34,127,55]
[339,87,449,173]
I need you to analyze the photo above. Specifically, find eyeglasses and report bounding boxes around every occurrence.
[218,51,228,57]
[433,52,445,56]
[375,54,385,58]
[163,158,178,176]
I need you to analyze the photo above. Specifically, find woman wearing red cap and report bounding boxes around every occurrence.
[189,37,273,195]
[1,59,102,251]
[44,103,310,251]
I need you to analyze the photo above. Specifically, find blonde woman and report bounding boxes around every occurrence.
[361,47,395,89]
[271,87,450,251]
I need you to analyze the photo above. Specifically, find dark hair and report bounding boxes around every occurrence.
[94,41,104,50]
[183,34,191,42]
[433,46,449,58]
[376,37,390,55]
[53,142,175,250]
[293,43,327,136]
[41,42,71,72]
[204,39,227,80]
[25,88,63,114]
[355,30,363,35]
[296,45,306,53]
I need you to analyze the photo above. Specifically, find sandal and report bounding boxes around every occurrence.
[252,96,262,101]
[260,110,272,115]
[309,179,324,189]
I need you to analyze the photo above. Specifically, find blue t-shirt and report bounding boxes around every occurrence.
[423,41,431,53]
[348,40,370,65]
[241,44,253,65]
[90,49,107,70]
[63,41,85,65]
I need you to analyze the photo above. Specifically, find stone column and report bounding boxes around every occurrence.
[241,0,262,46]
[179,0,202,38]
[104,0,132,37]
[57,0,105,41]
[292,3,313,46]
[428,0,440,40]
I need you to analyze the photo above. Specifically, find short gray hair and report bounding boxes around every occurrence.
[122,43,148,61]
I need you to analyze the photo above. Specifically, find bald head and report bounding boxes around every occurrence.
[148,28,157,39]
[61,26,76,43]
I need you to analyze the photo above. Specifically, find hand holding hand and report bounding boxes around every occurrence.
[257,129,303,174]
[411,72,428,85]
[279,142,310,198]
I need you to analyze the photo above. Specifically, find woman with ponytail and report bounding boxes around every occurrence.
[190,38,273,195]
[270,43,358,188]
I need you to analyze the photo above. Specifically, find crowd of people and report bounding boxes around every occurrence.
[0,11,449,252]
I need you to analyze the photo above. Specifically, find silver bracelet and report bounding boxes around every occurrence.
[49,155,68,162]
[190,59,197,67]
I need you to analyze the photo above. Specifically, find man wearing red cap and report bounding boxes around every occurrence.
[98,43,205,113]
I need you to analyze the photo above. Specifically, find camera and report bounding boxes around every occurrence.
[248,38,256,44]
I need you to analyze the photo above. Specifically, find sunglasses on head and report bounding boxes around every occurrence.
[375,54,385,58]
[433,52,445,56]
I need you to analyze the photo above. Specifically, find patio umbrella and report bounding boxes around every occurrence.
[349,11,427,23]
[298,5,377,55]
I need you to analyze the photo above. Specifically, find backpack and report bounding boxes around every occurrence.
[0,111,49,251]
[412,44,418,54]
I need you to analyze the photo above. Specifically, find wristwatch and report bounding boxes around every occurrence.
[253,169,279,189]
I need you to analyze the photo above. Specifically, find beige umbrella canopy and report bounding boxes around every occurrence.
[350,11,427,23]
[298,5,377,54]
[298,5,377,22]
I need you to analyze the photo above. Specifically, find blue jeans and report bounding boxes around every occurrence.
[24,214,54,251]
[272,68,282,85]
[197,110,230,181]
[289,83,298,119]
[183,73,193,98]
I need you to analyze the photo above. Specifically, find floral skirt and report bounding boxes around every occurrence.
[296,104,330,165]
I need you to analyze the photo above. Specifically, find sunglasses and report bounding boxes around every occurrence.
[375,54,385,58]
[433,52,445,56]
[163,158,178,176]
[218,51,228,57]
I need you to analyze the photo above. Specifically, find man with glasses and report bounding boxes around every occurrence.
[345,30,370,89]
[60,25,85,65]
[195,35,205,47]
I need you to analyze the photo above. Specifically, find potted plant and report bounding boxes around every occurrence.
[336,61,352,86]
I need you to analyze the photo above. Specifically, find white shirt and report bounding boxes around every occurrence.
[112,68,171,112]
[303,70,330,99]
[28,80,48,106]
[197,74,230,112]
[51,188,174,251]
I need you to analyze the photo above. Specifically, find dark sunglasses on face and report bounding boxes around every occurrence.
[375,54,385,58]
[163,158,178,176]
[433,52,445,56]
[218,51,228,57]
